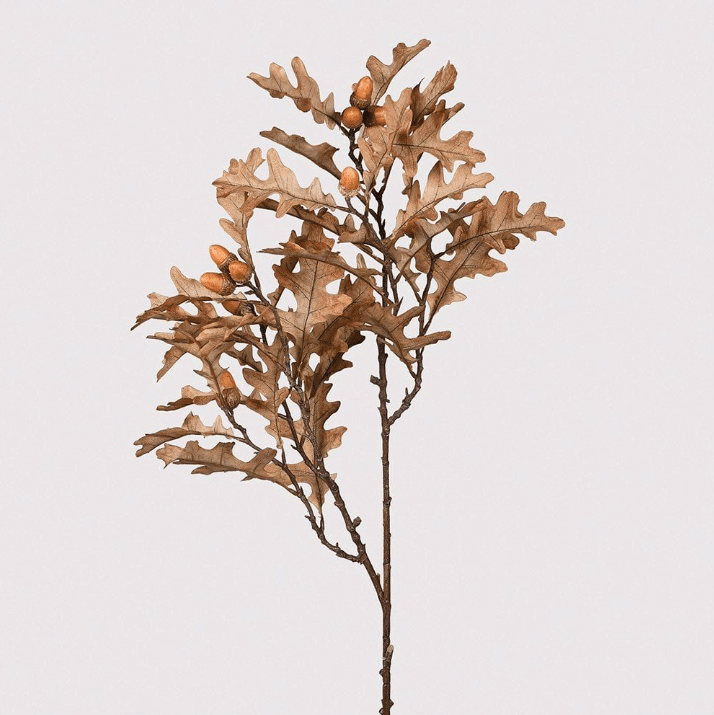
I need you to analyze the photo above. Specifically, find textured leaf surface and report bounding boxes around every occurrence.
[248,58,338,128]
[260,127,341,179]
[358,88,413,189]
[411,62,458,123]
[393,161,494,239]
[393,107,486,177]
[367,39,431,103]
[427,191,565,315]
[135,413,234,456]
[273,243,352,362]
[214,148,336,219]
[157,440,277,477]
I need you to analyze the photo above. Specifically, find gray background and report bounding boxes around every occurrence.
[2,1,712,713]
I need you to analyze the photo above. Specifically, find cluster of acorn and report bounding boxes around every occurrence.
[340,76,386,131]
[200,245,252,296]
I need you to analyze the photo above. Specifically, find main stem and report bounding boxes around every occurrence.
[377,336,393,715]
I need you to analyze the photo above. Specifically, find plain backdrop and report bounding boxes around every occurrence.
[1,1,712,713]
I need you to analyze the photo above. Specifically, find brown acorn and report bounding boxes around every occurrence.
[338,166,360,198]
[209,244,236,270]
[341,106,363,129]
[200,271,236,296]
[363,105,387,128]
[222,299,243,314]
[350,76,373,110]
[219,371,237,390]
[219,371,241,409]
[227,260,252,284]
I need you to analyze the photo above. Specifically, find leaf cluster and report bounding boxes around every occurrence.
[133,40,564,559]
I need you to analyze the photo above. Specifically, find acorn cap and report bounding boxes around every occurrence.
[200,271,236,296]
[363,105,387,128]
[350,76,373,109]
[224,389,240,409]
[227,260,251,283]
[341,106,363,129]
[338,167,360,197]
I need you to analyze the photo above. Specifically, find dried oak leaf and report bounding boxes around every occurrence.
[157,385,216,412]
[304,330,365,398]
[135,413,234,457]
[278,381,346,468]
[410,62,458,124]
[241,335,291,448]
[248,57,339,129]
[389,201,482,293]
[393,106,486,177]
[268,460,331,511]
[272,240,352,364]
[133,293,216,331]
[358,87,413,190]
[261,239,380,297]
[214,148,336,220]
[427,191,566,315]
[156,439,276,477]
[215,147,264,261]
[260,127,341,179]
[321,274,449,366]
[392,161,494,240]
[367,39,431,104]
[156,439,327,510]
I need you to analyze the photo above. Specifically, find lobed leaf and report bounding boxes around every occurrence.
[214,148,337,219]
[272,243,353,364]
[248,57,339,128]
[367,39,431,104]
[156,439,277,477]
[134,413,234,456]
[358,88,413,190]
[393,107,486,177]
[410,62,458,123]
[260,127,341,179]
[426,191,566,315]
[392,161,494,240]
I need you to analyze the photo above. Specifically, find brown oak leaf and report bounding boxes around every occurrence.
[260,127,341,179]
[410,62,458,124]
[367,39,431,104]
[248,58,339,129]
[134,413,234,457]
[426,191,566,315]
[393,107,486,177]
[392,161,494,240]
[272,240,352,364]
[214,148,336,220]
[358,88,413,190]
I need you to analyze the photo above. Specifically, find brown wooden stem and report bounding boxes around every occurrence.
[377,335,393,715]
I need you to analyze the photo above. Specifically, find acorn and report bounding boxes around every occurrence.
[222,299,243,314]
[350,76,373,110]
[338,167,361,198]
[219,370,241,409]
[209,244,238,271]
[341,106,363,129]
[363,105,387,128]
[227,259,252,284]
[200,271,236,295]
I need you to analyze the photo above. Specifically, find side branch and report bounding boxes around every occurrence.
[387,348,424,427]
